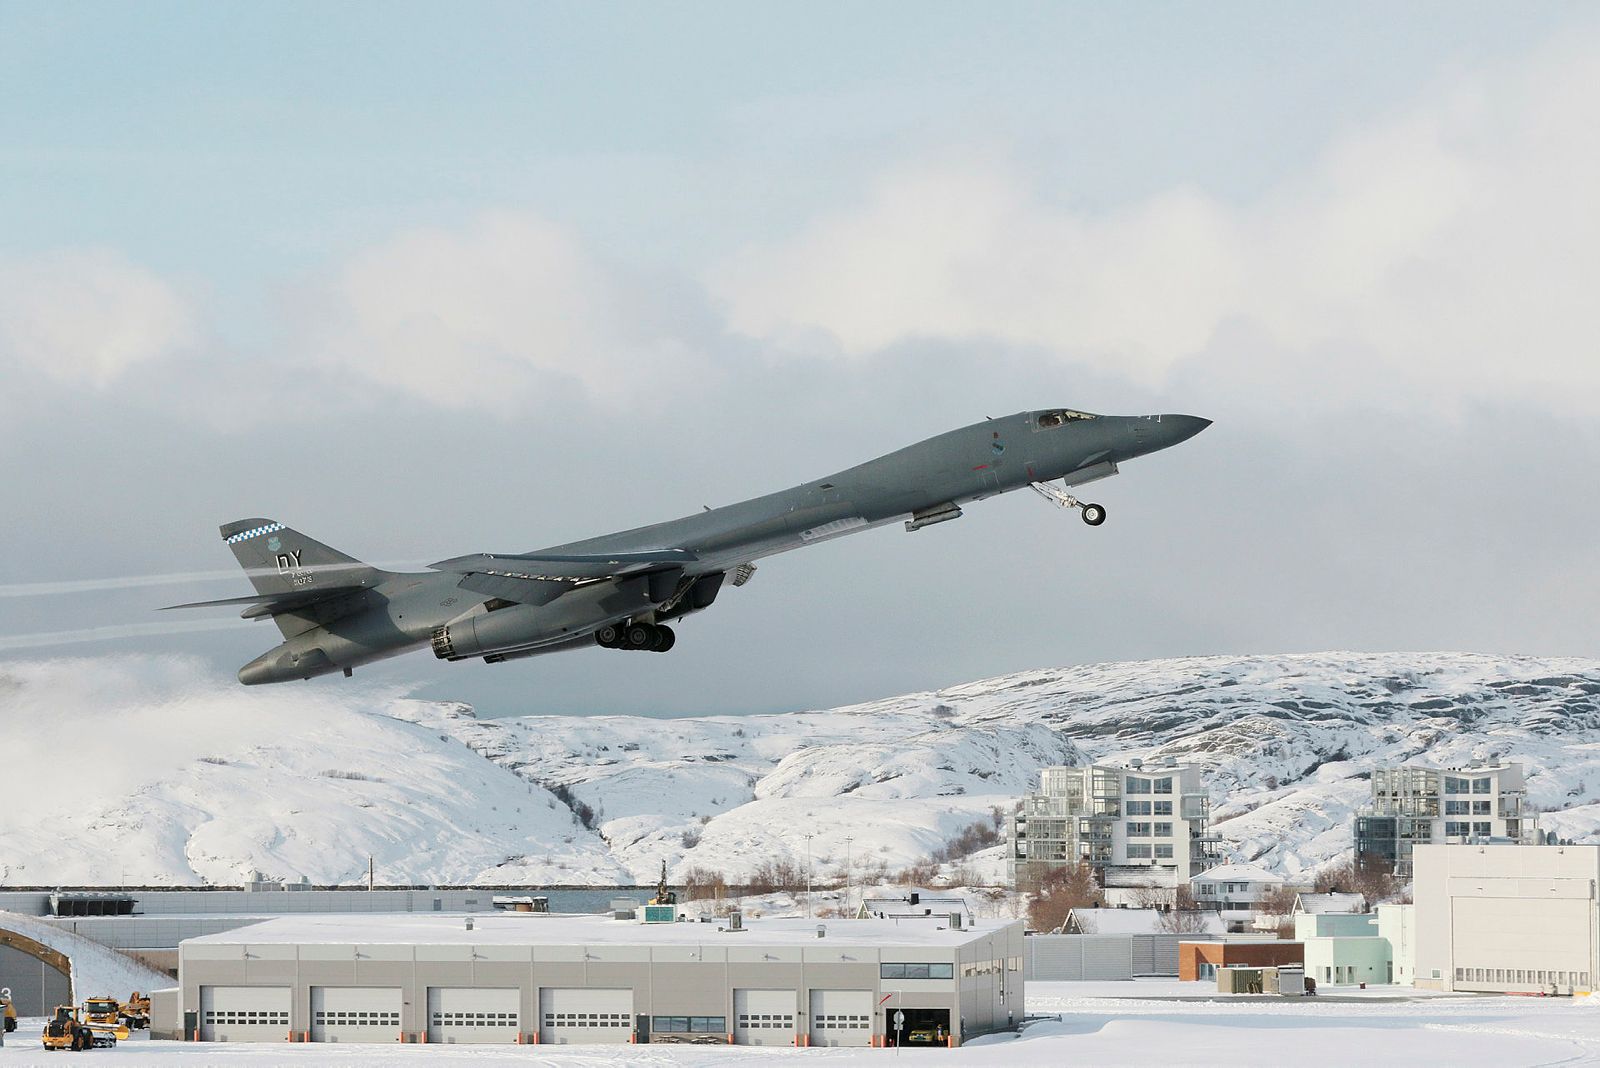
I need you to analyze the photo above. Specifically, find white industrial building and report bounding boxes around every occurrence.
[1008,757,1221,889]
[1354,761,1539,877]
[1413,843,1594,994]
[164,912,1024,1047]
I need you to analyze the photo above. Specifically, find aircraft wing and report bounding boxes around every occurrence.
[429,549,698,608]
[428,549,698,579]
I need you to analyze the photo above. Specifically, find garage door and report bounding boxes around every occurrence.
[199,985,290,1042]
[734,989,795,1046]
[808,989,872,1048]
[539,988,633,1045]
[427,987,520,1044]
[310,986,401,1043]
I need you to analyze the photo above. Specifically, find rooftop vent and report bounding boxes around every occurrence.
[1129,758,1144,769]
[464,917,474,931]
[729,910,743,930]
[817,924,826,939]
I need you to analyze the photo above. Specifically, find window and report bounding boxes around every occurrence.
[1126,800,1151,816]
[881,962,953,980]
[1155,844,1174,859]
[1126,777,1151,795]
[1472,800,1492,815]
[1154,822,1173,837]
[652,1017,726,1033]
[1154,777,1173,794]
[1126,822,1151,837]
[1455,968,1464,981]
[1126,844,1153,859]
[1036,410,1097,428]
[1445,800,1470,815]
[1444,776,1469,794]
[1445,821,1470,837]
[1153,800,1172,815]
[1473,822,1492,837]
[1473,777,1492,794]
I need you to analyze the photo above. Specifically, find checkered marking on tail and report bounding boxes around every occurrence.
[225,522,284,545]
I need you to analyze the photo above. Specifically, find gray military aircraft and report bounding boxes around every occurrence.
[168,409,1208,684]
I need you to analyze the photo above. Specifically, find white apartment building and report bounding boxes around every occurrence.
[1413,843,1593,995]
[1189,863,1285,912]
[1354,761,1538,877]
[1008,757,1221,890]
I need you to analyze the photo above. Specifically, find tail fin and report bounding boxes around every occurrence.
[221,518,381,593]
[219,518,387,637]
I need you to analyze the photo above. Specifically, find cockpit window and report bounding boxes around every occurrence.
[1037,410,1097,428]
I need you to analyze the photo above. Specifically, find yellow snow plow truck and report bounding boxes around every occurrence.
[41,1004,127,1050]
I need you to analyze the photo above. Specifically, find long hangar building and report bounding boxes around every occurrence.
[169,912,1023,1047]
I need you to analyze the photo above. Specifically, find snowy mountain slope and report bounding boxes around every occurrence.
[0,658,627,886]
[399,651,1600,882]
[6,651,1600,887]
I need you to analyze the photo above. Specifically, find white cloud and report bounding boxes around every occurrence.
[305,210,712,411]
[0,247,196,386]
[706,34,1600,409]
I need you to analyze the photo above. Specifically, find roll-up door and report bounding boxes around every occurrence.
[808,989,872,1047]
[199,986,290,1042]
[1132,934,1156,975]
[427,987,520,1044]
[539,988,633,1045]
[734,988,795,1046]
[310,986,401,1043]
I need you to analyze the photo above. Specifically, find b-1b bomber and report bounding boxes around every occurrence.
[169,409,1209,684]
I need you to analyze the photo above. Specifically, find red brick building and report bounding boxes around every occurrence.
[1179,940,1304,981]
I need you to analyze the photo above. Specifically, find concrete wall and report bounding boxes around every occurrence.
[1377,904,1415,986]
[1413,843,1599,993]
[1024,934,1186,980]
[0,942,70,1015]
[1294,913,1377,939]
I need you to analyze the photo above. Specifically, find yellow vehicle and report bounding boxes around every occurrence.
[83,996,122,1028]
[41,1004,127,1051]
[121,991,151,1030]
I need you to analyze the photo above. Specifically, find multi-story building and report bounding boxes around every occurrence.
[1353,761,1538,877]
[1007,757,1221,890]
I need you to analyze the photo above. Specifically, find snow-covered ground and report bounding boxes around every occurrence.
[6,650,1600,887]
[0,910,169,998]
[4,985,1600,1064]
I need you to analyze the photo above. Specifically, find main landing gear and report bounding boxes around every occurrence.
[1030,481,1107,526]
[595,621,676,652]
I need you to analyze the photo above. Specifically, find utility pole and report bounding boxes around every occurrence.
[844,836,855,916]
[803,833,815,919]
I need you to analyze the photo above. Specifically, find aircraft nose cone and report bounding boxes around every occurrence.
[1158,414,1211,445]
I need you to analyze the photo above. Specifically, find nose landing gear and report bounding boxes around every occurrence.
[596,622,676,652]
[1030,481,1107,526]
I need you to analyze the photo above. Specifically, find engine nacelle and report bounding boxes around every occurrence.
[431,576,652,661]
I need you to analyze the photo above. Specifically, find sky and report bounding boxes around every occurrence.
[2,2,1599,717]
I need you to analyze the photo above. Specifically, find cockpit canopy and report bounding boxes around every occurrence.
[1036,409,1098,428]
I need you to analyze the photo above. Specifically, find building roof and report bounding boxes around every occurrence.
[1293,892,1365,914]
[1191,863,1284,886]
[184,912,1013,949]
[1067,908,1226,936]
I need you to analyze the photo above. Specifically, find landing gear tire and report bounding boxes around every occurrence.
[650,625,676,652]
[624,623,654,650]
[1081,503,1107,526]
[595,624,621,648]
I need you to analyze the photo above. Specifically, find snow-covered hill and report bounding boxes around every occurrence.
[5,651,1600,886]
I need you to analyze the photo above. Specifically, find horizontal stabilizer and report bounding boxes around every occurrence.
[430,548,698,581]
[163,586,368,618]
